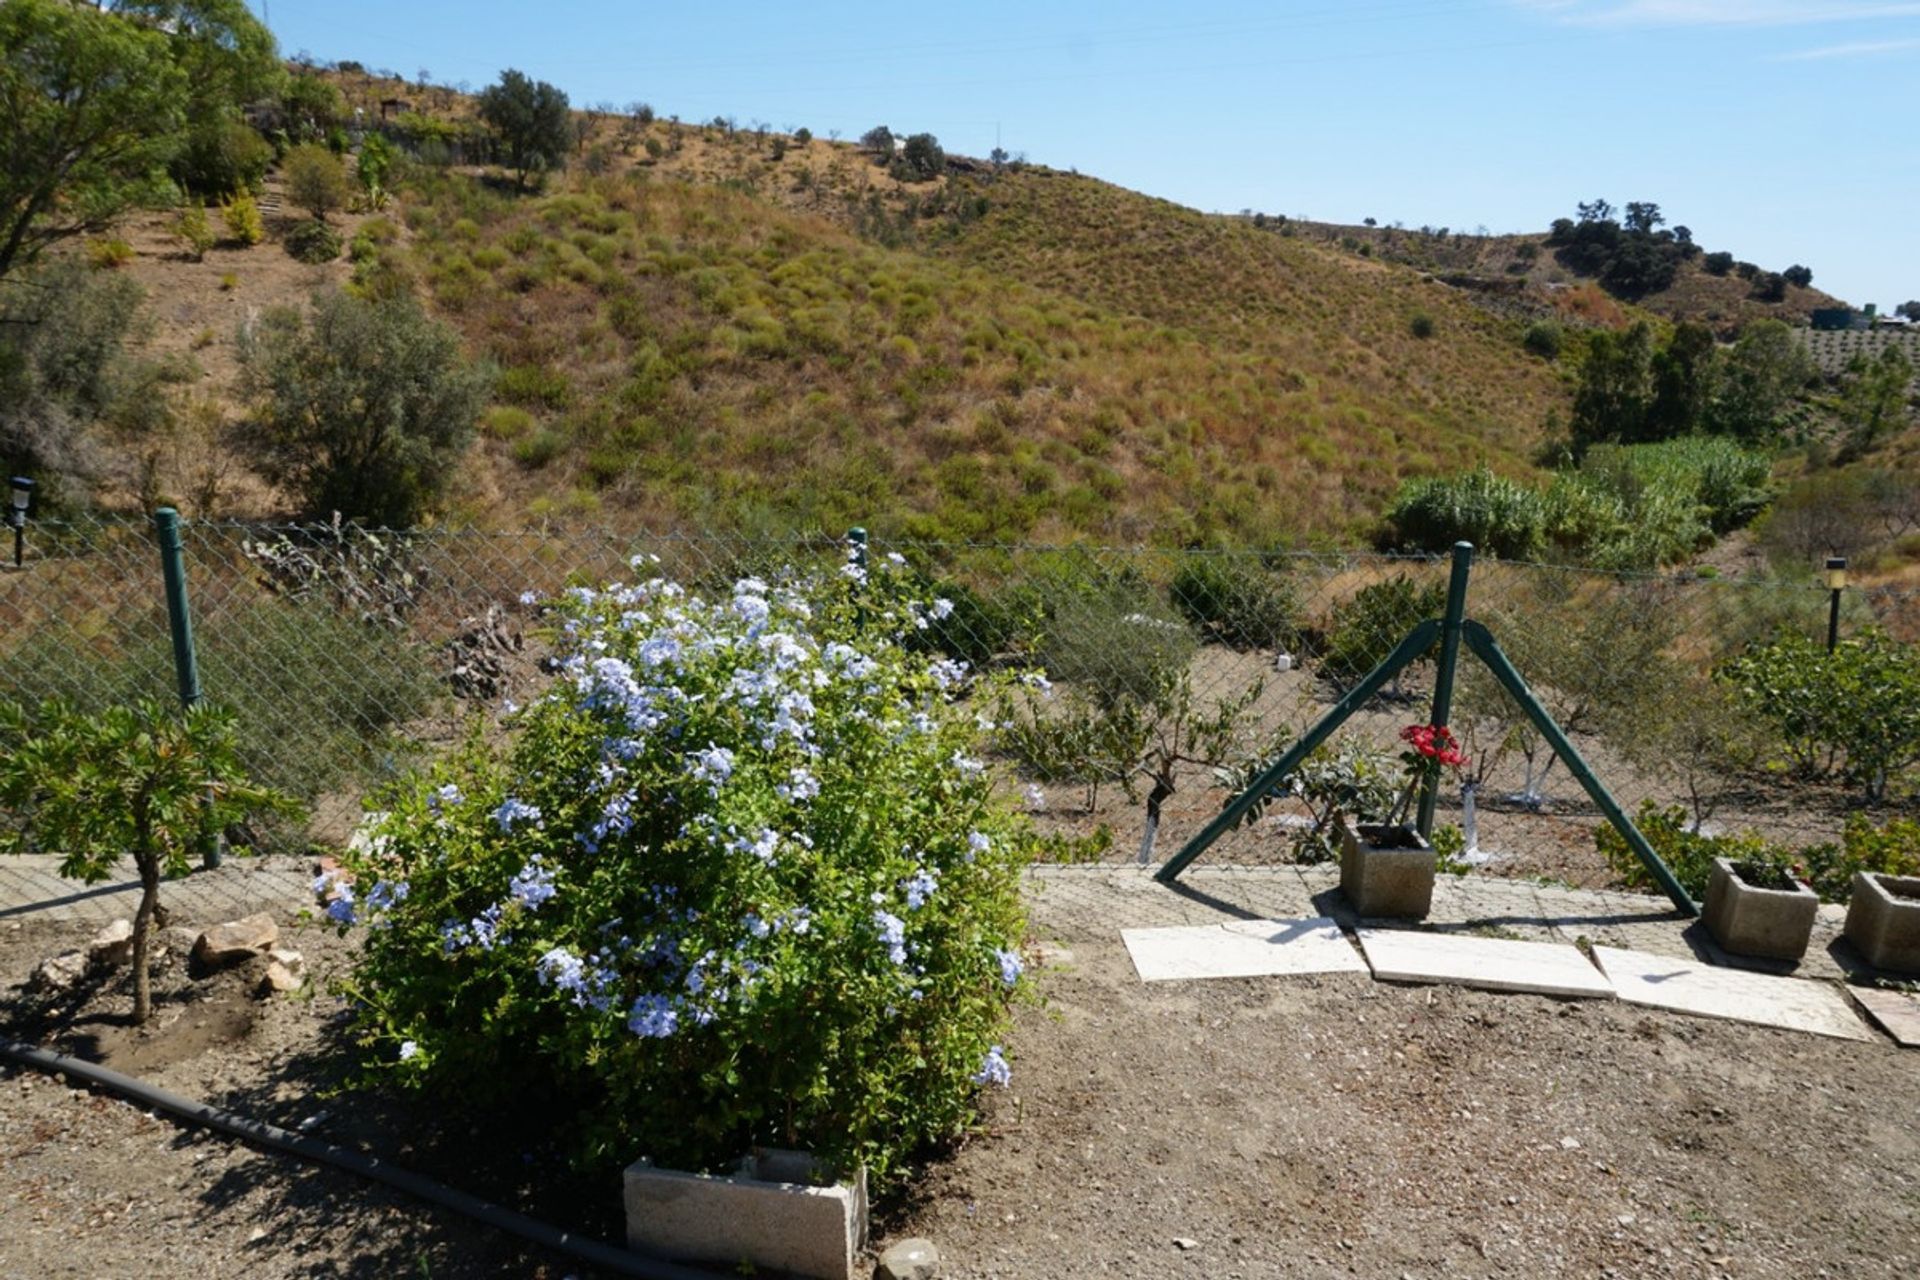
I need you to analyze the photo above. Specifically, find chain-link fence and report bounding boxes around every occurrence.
[4,514,1916,892]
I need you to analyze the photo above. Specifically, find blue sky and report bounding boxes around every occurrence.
[256,1,1918,309]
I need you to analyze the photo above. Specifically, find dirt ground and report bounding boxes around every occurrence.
[2,903,1916,1279]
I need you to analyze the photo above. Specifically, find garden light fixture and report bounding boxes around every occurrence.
[1826,556,1848,652]
[8,476,32,568]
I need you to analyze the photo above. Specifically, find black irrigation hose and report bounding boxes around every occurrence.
[0,1036,715,1280]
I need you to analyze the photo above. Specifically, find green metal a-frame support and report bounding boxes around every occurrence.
[1154,542,1698,917]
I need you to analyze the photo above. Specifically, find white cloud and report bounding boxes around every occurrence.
[1516,1,1920,25]
[1775,34,1920,57]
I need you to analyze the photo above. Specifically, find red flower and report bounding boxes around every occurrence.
[1400,723,1468,771]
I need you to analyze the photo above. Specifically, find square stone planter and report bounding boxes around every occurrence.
[1702,857,1818,962]
[624,1148,868,1280]
[1339,817,1435,919]
[1844,871,1920,975]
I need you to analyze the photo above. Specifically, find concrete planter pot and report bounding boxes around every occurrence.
[1844,871,1920,975]
[1702,857,1818,962]
[624,1147,868,1280]
[1338,817,1435,919]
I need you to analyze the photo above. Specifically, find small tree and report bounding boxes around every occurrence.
[173,204,215,260]
[860,124,894,157]
[1782,264,1813,289]
[0,699,294,1023]
[283,142,349,221]
[236,288,490,525]
[356,133,394,209]
[896,133,945,182]
[478,68,572,191]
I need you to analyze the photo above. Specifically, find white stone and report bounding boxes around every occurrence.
[1356,929,1615,999]
[193,914,279,967]
[1592,946,1872,1041]
[876,1236,941,1280]
[1849,986,1920,1047]
[32,951,88,991]
[260,960,303,994]
[86,919,134,969]
[625,1149,867,1280]
[1122,917,1366,982]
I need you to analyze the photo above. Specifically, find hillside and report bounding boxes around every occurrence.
[1288,217,1846,336]
[382,163,1566,543]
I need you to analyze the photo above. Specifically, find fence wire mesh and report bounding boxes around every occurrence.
[4,514,1916,893]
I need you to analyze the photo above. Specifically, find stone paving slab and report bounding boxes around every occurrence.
[0,855,312,925]
[1122,917,1367,982]
[1593,945,1873,1042]
[1848,986,1920,1047]
[1357,928,1615,999]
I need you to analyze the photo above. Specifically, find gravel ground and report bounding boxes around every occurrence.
[3,910,1917,1279]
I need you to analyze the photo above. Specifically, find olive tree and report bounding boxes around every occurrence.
[477,68,572,191]
[236,289,490,526]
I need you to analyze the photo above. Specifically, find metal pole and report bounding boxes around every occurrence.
[1416,541,1473,839]
[1157,620,1443,882]
[1828,588,1842,654]
[153,508,219,869]
[1463,621,1696,916]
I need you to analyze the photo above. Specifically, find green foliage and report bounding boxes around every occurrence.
[1320,574,1444,686]
[236,289,490,525]
[0,698,295,1020]
[1408,312,1435,340]
[1169,557,1300,650]
[1720,627,1920,799]
[1598,802,1790,902]
[171,116,272,198]
[220,190,265,245]
[173,203,215,260]
[1571,321,1655,449]
[1380,469,1546,560]
[478,68,572,191]
[1031,564,1195,711]
[86,237,135,269]
[281,72,344,143]
[860,125,894,155]
[1703,319,1815,441]
[0,260,151,499]
[1703,251,1734,276]
[1837,346,1915,457]
[284,217,343,264]
[1600,803,1920,905]
[895,133,945,182]
[332,564,1030,1183]
[1522,321,1563,360]
[283,142,350,221]
[356,133,396,209]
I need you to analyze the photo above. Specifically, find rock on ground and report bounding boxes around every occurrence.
[193,914,279,968]
[876,1236,941,1280]
[87,919,134,969]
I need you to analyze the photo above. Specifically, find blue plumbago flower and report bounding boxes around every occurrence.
[364,879,409,912]
[776,906,813,935]
[775,766,819,804]
[1023,784,1047,812]
[903,868,939,910]
[1021,671,1053,694]
[972,1045,1012,1088]
[906,711,936,737]
[627,994,679,1039]
[537,946,585,991]
[732,593,771,633]
[744,913,770,939]
[873,910,908,965]
[928,658,969,690]
[968,830,992,859]
[428,783,463,813]
[822,642,877,681]
[733,575,770,598]
[509,856,557,911]
[950,752,986,779]
[325,889,357,926]
[492,797,542,832]
[996,947,1024,987]
[518,590,539,606]
[930,597,955,620]
[399,1040,420,1061]
[468,904,505,951]
[439,919,473,953]
[688,743,735,790]
[638,634,683,669]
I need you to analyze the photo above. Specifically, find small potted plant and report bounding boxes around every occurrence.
[1339,723,1467,919]
[1845,872,1920,974]
[1702,856,1818,962]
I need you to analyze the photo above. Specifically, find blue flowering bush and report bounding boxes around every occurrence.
[326,552,1030,1184]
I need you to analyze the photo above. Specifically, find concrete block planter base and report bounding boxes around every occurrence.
[1339,818,1435,919]
[624,1148,868,1280]
[1845,872,1920,975]
[1702,857,1818,962]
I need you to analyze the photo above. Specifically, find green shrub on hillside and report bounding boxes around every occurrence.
[285,218,342,264]
[1380,470,1546,560]
[1320,574,1444,687]
[1169,556,1300,650]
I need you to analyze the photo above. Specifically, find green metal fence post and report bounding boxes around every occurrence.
[1462,621,1696,916]
[153,508,219,870]
[1416,541,1474,839]
[1156,620,1443,883]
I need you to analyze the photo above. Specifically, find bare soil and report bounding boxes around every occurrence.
[3,906,1917,1279]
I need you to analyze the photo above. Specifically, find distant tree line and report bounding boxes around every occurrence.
[1548,199,1811,304]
